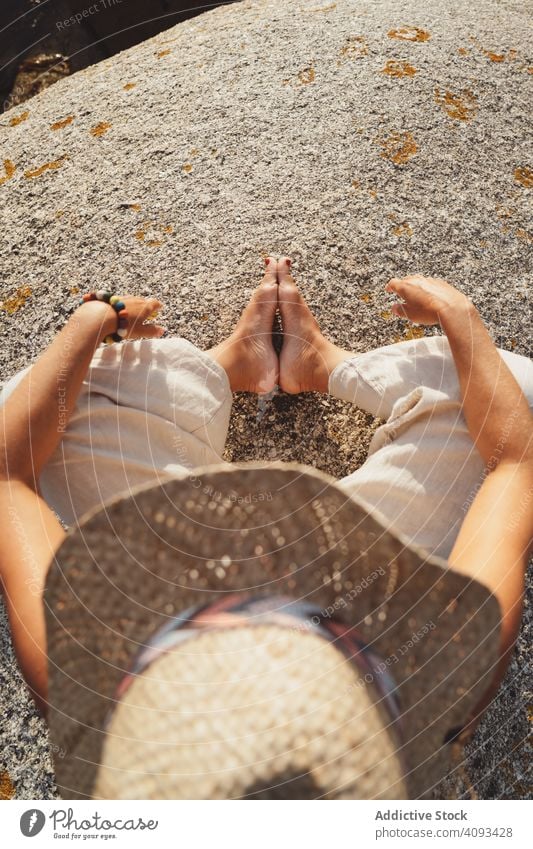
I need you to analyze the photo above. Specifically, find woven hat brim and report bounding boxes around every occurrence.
[44,462,500,799]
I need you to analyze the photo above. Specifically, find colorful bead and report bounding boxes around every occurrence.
[81,291,130,346]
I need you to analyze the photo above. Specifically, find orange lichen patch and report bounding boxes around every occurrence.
[90,121,112,137]
[157,49,171,58]
[69,286,80,295]
[123,82,137,91]
[383,60,417,78]
[496,204,515,220]
[50,115,74,131]
[128,203,142,212]
[0,770,15,800]
[378,131,418,166]
[380,309,393,321]
[182,163,193,173]
[434,88,478,121]
[0,159,16,187]
[135,221,172,247]
[298,66,315,84]
[1,285,32,315]
[360,293,372,303]
[338,35,368,62]
[388,27,431,42]
[469,38,518,64]
[514,166,533,188]
[351,179,360,189]
[394,325,426,342]
[9,110,29,127]
[55,210,65,218]
[515,228,532,242]
[24,155,68,179]
[393,222,413,238]
[367,188,377,199]
[190,148,199,157]
[457,47,469,56]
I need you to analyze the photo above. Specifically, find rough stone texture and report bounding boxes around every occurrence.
[0,0,531,799]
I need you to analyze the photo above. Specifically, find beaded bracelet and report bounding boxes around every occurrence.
[80,291,129,345]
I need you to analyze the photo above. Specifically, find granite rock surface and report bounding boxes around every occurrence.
[0,0,531,799]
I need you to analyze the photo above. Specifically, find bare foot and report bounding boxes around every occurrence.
[278,258,351,394]
[207,259,279,393]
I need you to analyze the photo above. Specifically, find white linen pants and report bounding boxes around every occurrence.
[2,336,532,560]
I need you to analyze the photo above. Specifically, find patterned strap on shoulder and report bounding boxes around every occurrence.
[114,593,403,738]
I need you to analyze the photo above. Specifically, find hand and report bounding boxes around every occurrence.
[78,296,165,342]
[117,296,165,340]
[385,275,472,326]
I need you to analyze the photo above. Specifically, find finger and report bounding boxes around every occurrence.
[135,323,165,339]
[391,302,414,320]
[261,256,278,286]
[385,278,399,293]
[146,297,163,312]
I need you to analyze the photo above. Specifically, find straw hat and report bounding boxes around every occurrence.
[44,463,500,799]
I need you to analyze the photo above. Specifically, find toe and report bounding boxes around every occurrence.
[277,256,295,287]
[261,255,278,286]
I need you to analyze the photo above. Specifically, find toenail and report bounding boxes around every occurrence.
[286,259,291,268]
[265,257,271,266]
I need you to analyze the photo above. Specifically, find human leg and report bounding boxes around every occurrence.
[333,337,533,559]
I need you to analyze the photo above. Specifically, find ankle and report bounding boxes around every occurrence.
[313,338,350,393]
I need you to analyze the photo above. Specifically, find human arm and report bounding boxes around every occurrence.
[386,275,533,706]
[0,296,165,711]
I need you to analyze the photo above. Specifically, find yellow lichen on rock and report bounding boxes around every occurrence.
[434,88,478,121]
[1,285,32,315]
[90,121,112,137]
[9,110,29,127]
[298,66,316,84]
[0,159,16,186]
[338,36,368,63]
[392,222,413,237]
[388,27,431,42]
[378,131,418,165]
[0,770,15,799]
[51,115,74,131]
[24,155,68,179]
[514,166,532,188]
[383,60,417,78]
